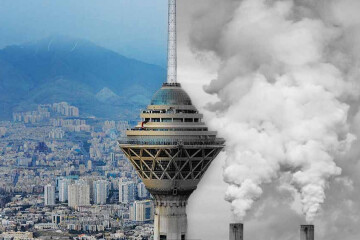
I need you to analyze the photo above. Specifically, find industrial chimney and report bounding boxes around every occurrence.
[300,225,314,240]
[230,223,243,240]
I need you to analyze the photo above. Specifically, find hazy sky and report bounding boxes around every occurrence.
[0,0,168,66]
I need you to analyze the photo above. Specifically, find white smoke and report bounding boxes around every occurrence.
[187,0,360,222]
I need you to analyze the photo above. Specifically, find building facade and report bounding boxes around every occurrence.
[119,179,135,204]
[93,180,108,205]
[59,178,72,202]
[130,200,154,222]
[68,180,90,208]
[44,184,55,206]
[137,182,150,199]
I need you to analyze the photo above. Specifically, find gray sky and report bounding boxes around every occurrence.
[0,0,168,66]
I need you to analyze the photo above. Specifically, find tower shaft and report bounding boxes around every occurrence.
[167,0,177,83]
[154,196,187,240]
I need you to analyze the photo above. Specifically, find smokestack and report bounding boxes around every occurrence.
[300,225,314,240]
[230,223,243,240]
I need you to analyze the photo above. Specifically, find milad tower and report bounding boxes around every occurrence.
[118,0,225,239]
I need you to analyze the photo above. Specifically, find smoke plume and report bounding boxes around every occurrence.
[187,0,360,222]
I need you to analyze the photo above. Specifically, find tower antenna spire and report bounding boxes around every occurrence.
[167,0,177,83]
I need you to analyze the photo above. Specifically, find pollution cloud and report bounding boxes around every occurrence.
[185,0,360,225]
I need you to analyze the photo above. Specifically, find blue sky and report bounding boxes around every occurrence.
[0,0,168,66]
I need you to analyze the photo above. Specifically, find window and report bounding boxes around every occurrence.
[184,118,193,122]
[160,235,167,240]
[145,207,151,220]
[162,118,172,122]
[173,118,183,122]
[181,234,186,240]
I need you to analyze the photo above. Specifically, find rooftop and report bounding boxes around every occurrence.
[150,83,192,106]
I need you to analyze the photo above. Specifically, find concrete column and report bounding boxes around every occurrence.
[153,196,187,240]
[167,0,177,83]
[300,225,314,240]
[230,223,243,240]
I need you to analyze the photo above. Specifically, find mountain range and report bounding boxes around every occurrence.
[0,36,166,120]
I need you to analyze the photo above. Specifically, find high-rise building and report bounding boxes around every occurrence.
[137,182,150,199]
[93,180,109,205]
[119,179,135,204]
[81,176,98,202]
[58,178,71,202]
[68,180,90,208]
[68,184,78,208]
[118,1,224,239]
[44,184,55,206]
[87,160,92,170]
[130,200,154,222]
[78,180,91,206]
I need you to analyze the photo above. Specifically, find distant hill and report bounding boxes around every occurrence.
[0,36,166,120]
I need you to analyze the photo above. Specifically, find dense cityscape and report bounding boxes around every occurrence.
[0,102,154,240]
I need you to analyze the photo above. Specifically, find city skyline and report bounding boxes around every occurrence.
[0,100,155,238]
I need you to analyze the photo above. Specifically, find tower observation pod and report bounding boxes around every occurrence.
[118,0,225,240]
